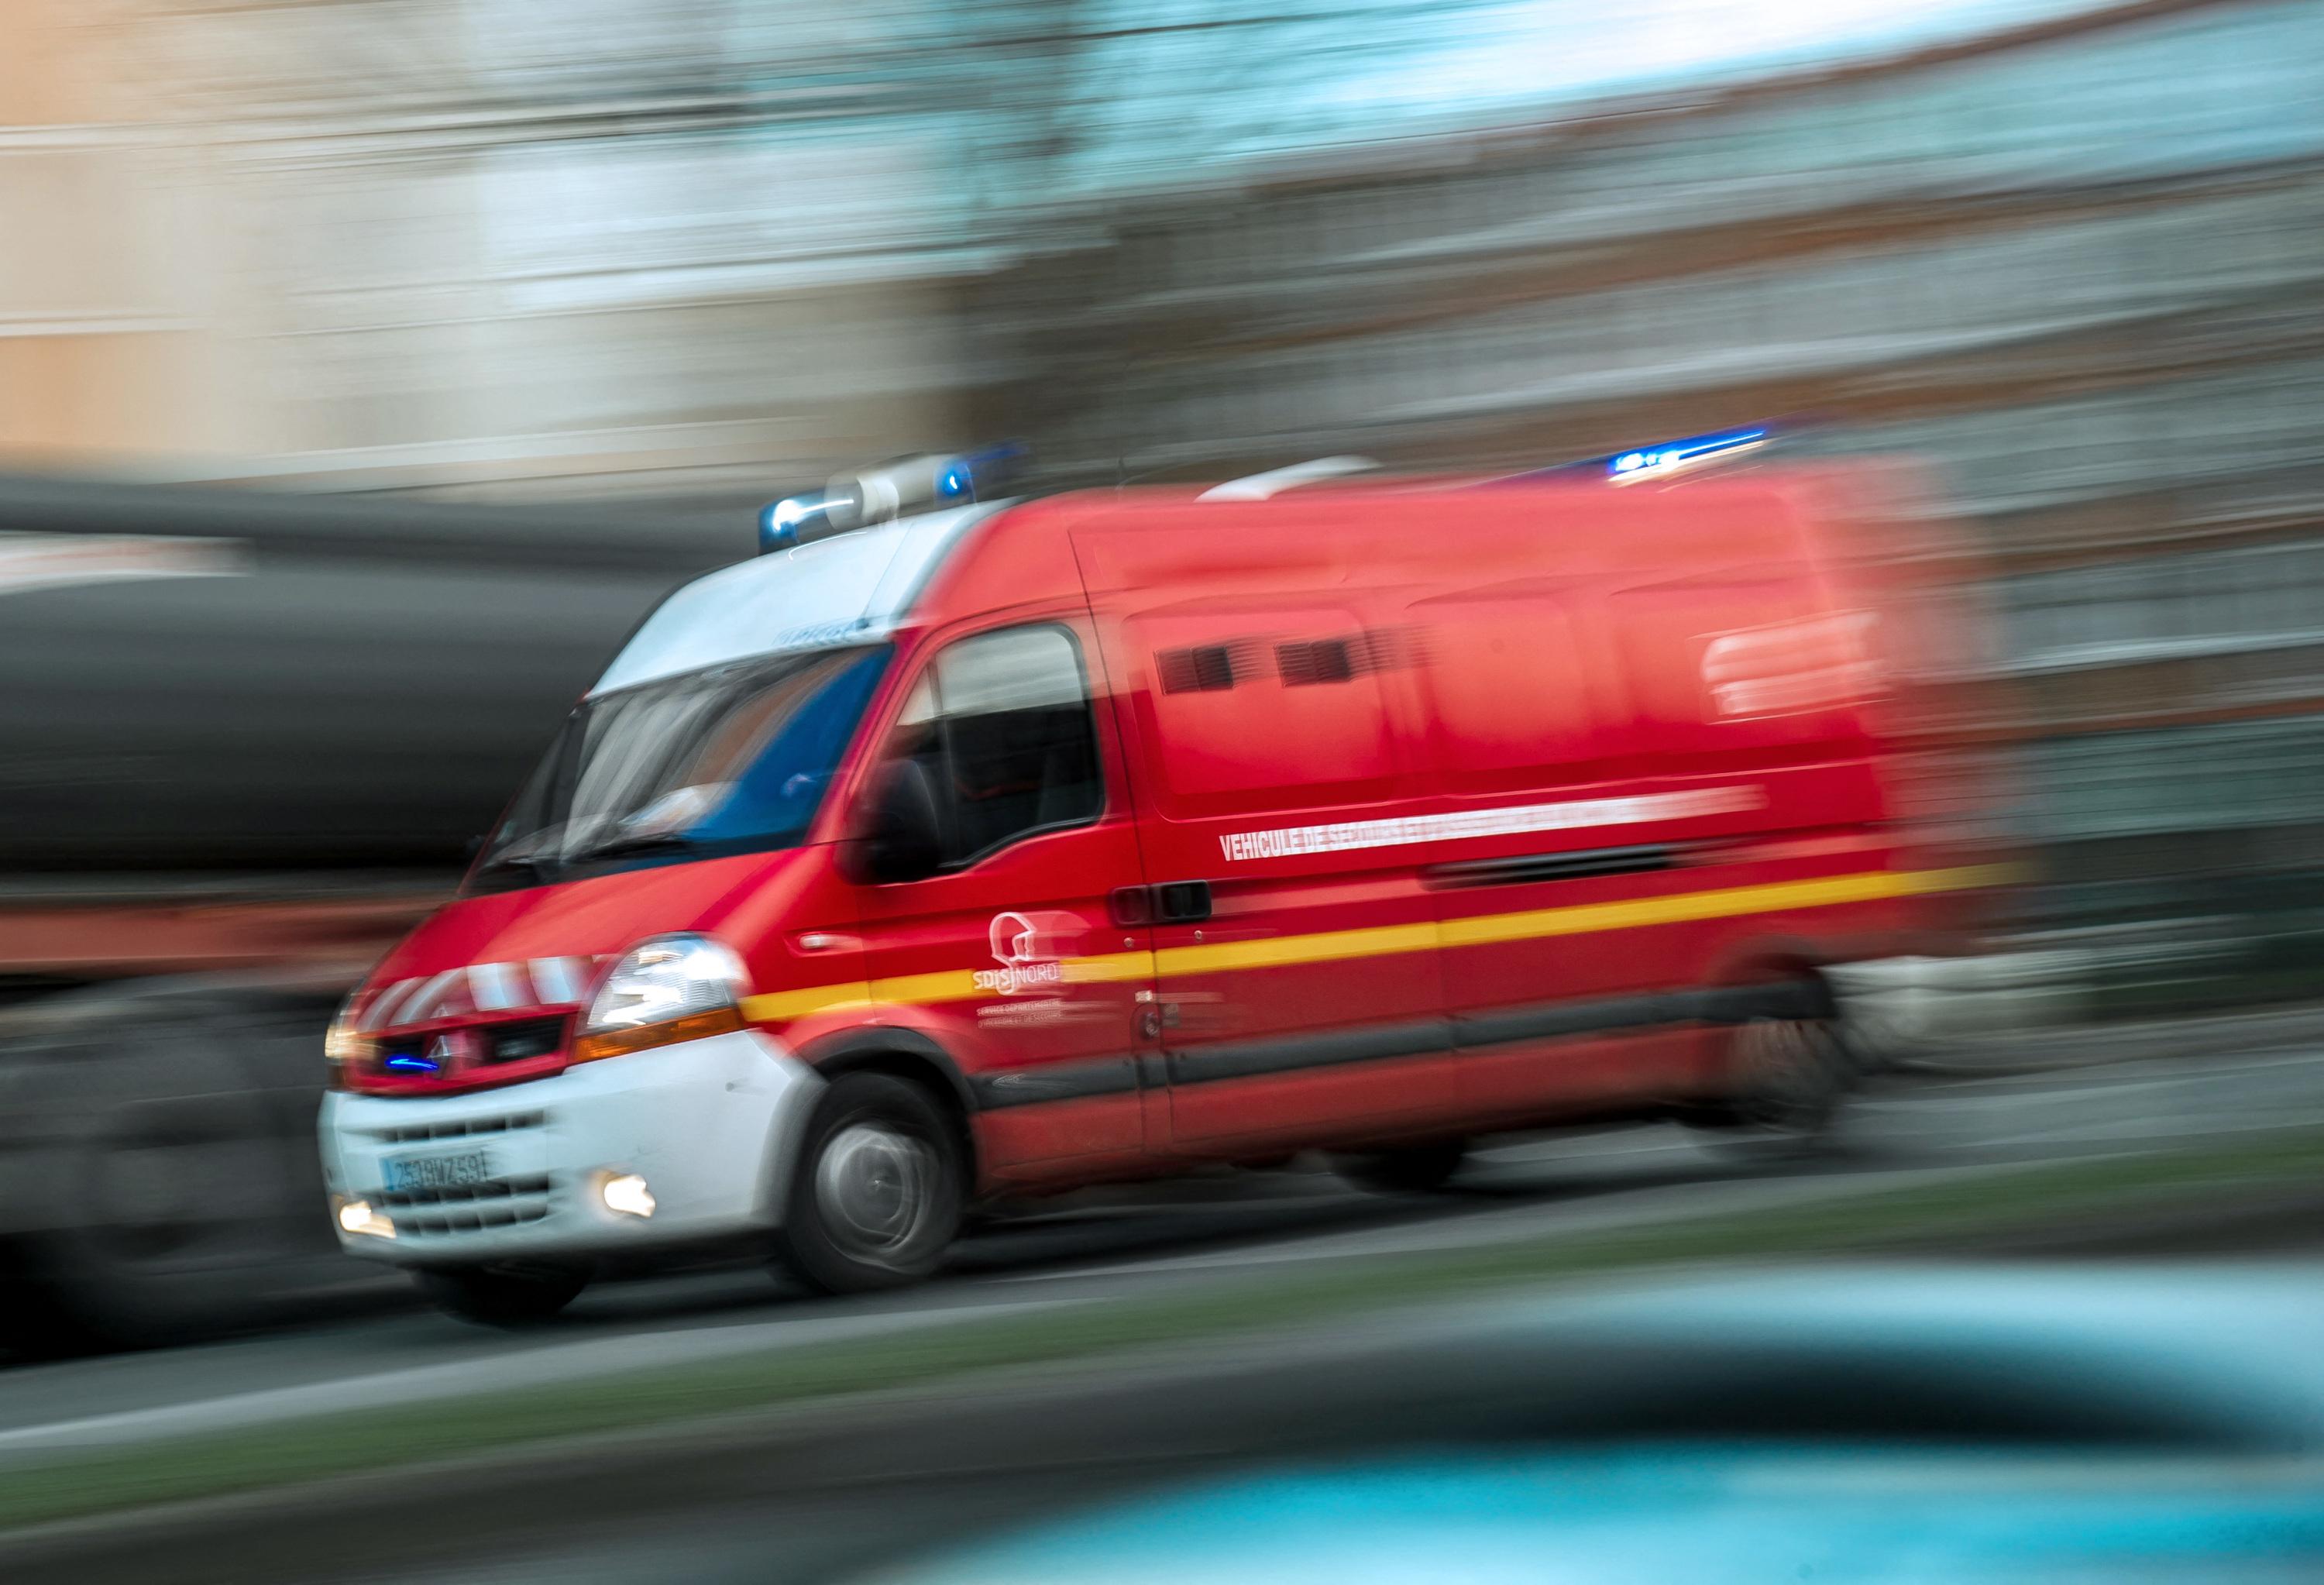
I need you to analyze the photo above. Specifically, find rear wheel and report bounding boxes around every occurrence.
[414,1264,588,1327]
[776,1073,963,1294]
[1687,1016,1854,1157]
[1331,1136,1470,1195]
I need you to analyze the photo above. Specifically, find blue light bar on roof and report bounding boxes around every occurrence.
[943,440,1026,502]
[756,442,1026,555]
[758,493,833,554]
[1477,424,1777,490]
[1605,425,1769,483]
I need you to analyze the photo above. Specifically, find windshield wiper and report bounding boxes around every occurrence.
[472,851,549,883]
[568,830,700,865]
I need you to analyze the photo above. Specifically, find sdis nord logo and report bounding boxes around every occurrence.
[972,910,1075,995]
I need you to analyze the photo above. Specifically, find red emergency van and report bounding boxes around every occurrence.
[318,452,1990,1322]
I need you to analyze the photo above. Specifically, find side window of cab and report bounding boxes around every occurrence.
[882,624,1105,868]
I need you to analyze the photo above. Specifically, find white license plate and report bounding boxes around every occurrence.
[383,1150,494,1192]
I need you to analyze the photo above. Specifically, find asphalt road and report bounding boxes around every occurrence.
[3,1026,2322,1460]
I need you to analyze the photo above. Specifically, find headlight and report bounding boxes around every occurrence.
[574,935,749,1064]
[324,994,371,1089]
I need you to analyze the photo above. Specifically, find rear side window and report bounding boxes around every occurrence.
[891,624,1104,866]
[1129,605,1405,818]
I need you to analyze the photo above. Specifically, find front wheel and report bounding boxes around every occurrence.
[776,1074,963,1294]
[414,1263,589,1327]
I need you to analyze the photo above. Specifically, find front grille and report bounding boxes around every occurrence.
[394,1200,555,1237]
[482,1016,566,1064]
[368,1016,566,1085]
[356,1108,559,1239]
[366,1112,545,1146]
[380,1172,559,1238]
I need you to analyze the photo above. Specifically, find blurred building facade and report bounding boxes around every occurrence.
[978,0,2324,937]
[7,0,2324,943]
[1,0,1006,500]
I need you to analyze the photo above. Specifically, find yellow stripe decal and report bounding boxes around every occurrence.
[741,865,2009,1023]
[742,984,874,1023]
[1153,920,1439,978]
[1060,949,1156,985]
[1436,865,1998,952]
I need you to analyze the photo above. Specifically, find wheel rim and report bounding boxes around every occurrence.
[1731,1018,1838,1133]
[813,1123,940,1261]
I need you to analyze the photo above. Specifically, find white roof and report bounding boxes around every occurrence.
[590,503,995,696]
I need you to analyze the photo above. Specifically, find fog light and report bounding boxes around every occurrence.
[600,1172,655,1219]
[335,1197,396,1239]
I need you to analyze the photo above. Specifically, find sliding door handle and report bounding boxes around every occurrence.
[1109,881,1214,927]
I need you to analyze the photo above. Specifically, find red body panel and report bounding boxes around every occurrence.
[851,648,1154,1171]
[342,473,1970,1194]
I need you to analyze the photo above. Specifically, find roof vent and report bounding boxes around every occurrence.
[1198,456,1379,502]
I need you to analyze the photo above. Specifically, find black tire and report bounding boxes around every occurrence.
[776,1073,963,1294]
[1331,1136,1470,1195]
[1686,1016,1854,1158]
[414,1264,588,1327]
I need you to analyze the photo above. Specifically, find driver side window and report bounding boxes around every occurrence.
[889,624,1104,867]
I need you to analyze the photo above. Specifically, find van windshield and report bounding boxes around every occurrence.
[469,644,889,892]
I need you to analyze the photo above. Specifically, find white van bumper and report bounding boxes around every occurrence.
[318,1030,820,1267]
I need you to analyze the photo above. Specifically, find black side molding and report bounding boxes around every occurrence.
[1166,1017,1450,1088]
[1452,981,1821,1052]
[970,1057,1143,1109]
[902,980,1831,1114]
[1425,843,1678,890]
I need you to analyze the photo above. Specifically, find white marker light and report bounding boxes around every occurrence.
[600,1173,656,1219]
[335,1198,397,1239]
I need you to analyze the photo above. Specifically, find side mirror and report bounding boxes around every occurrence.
[840,759,944,885]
